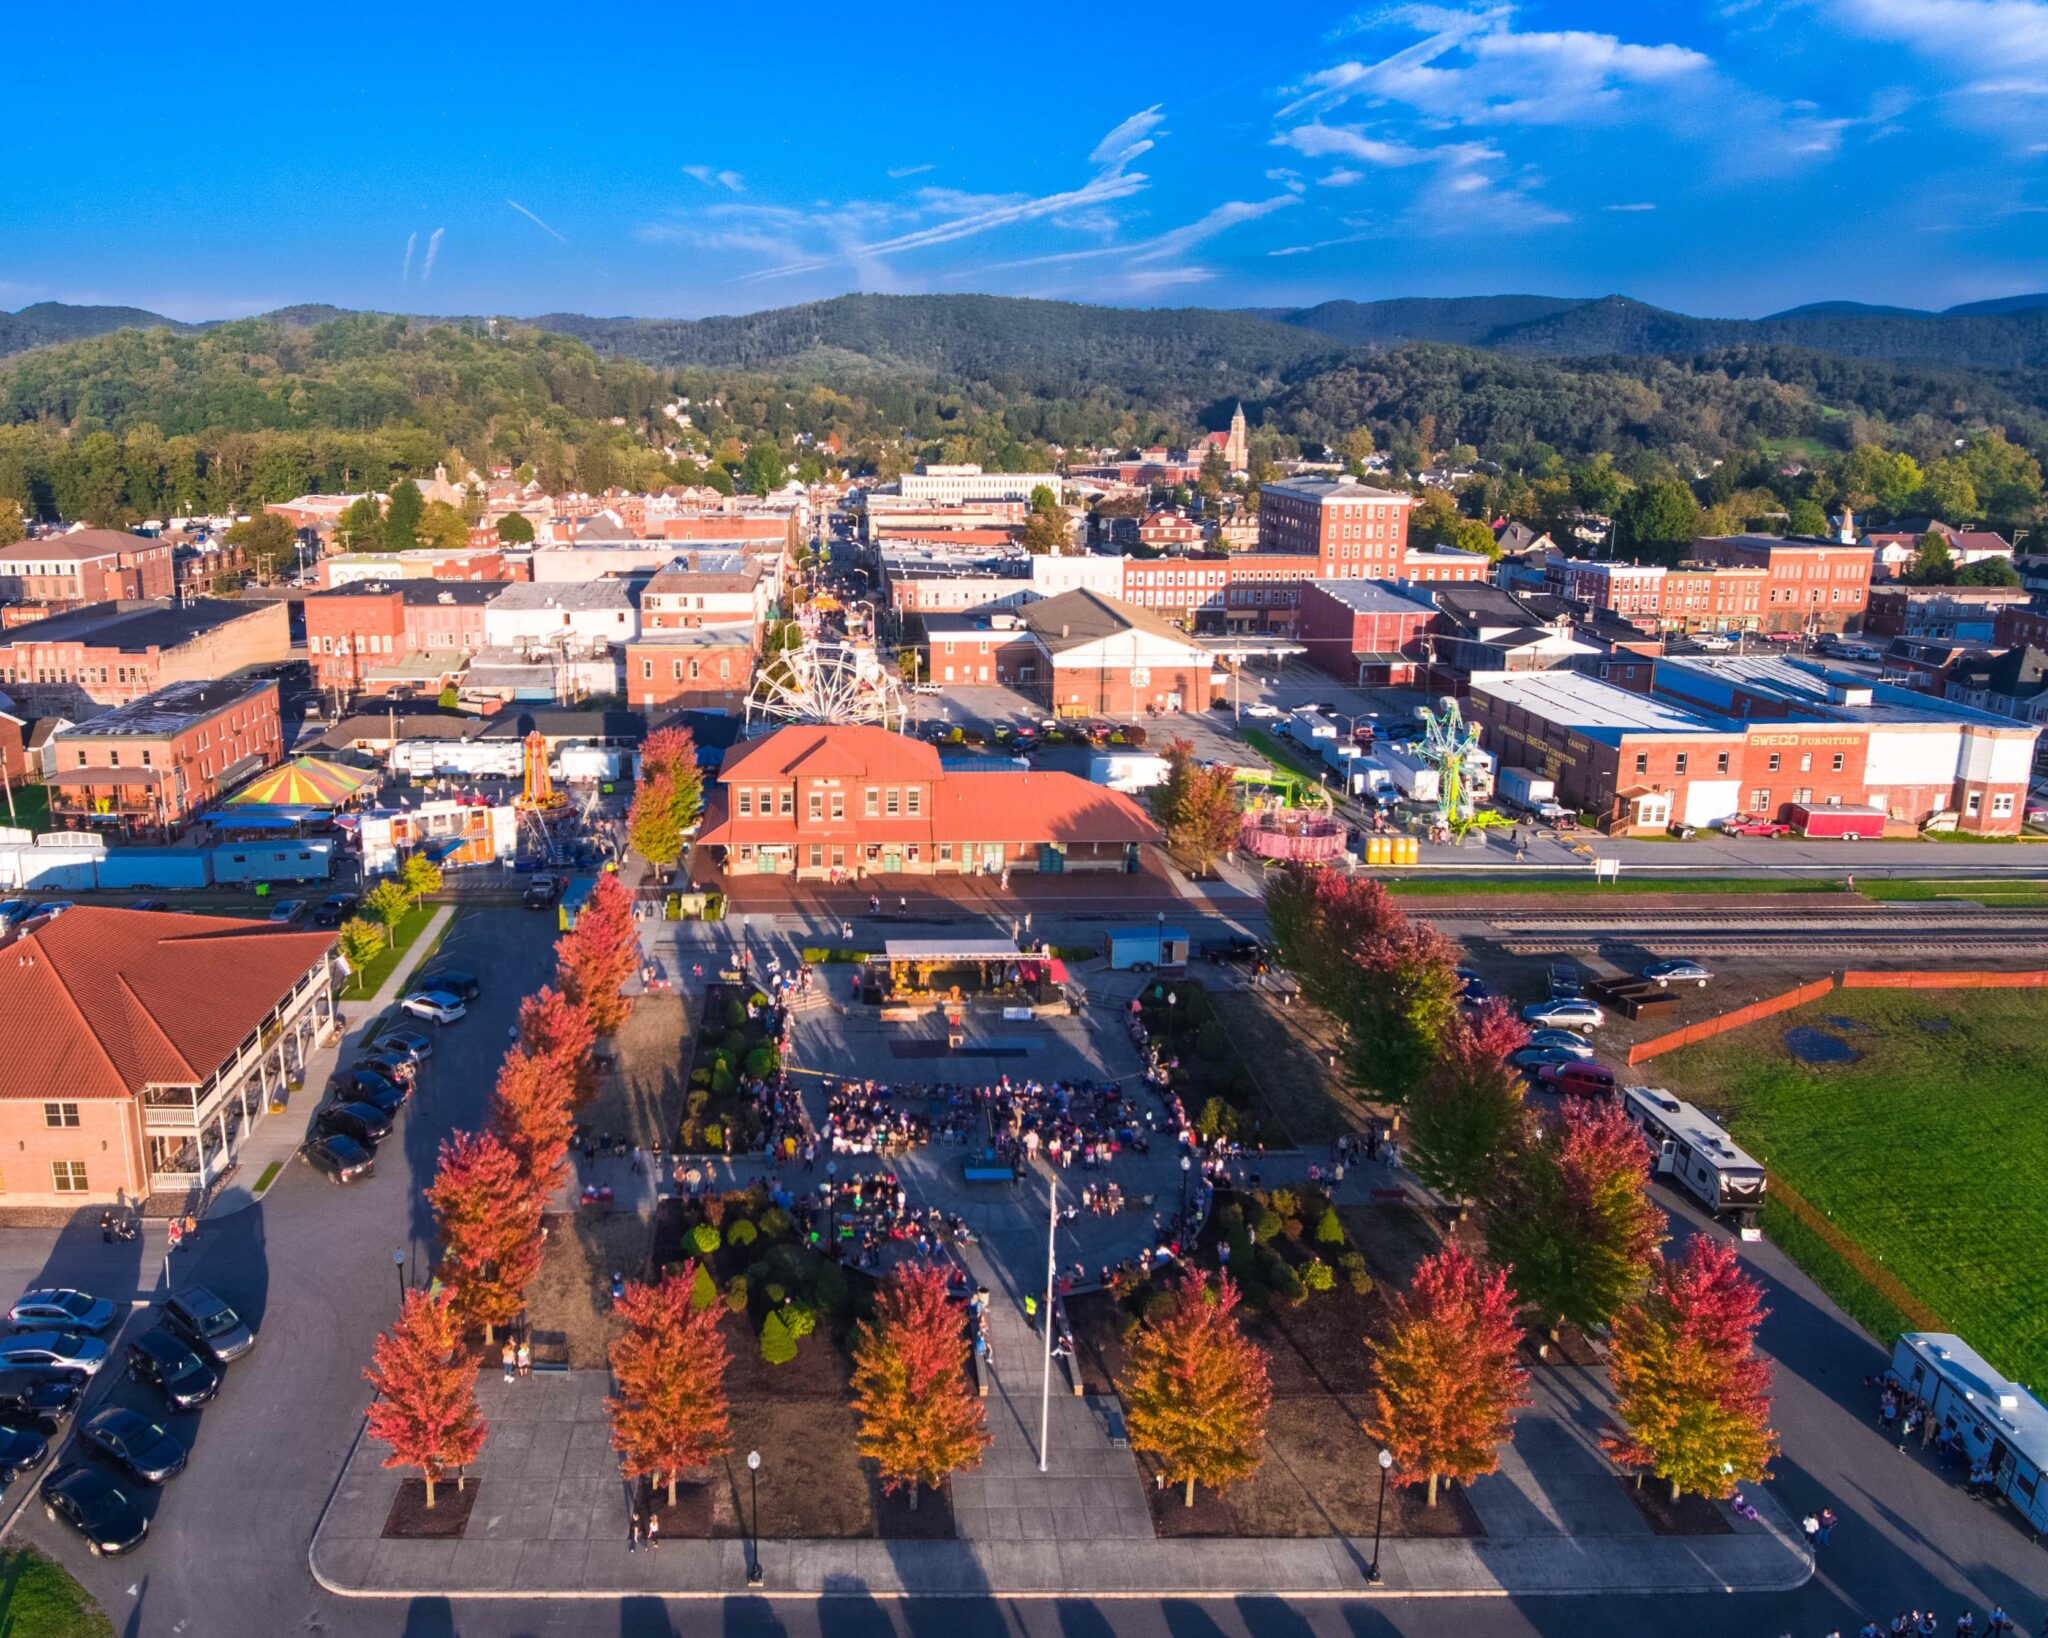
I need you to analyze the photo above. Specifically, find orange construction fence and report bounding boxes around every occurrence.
[1626,978,1837,1065]
[1841,969,2048,990]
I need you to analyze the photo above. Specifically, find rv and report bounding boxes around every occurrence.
[1886,1333,2048,1534]
[1622,1086,1768,1234]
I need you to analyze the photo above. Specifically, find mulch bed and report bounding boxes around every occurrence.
[638,1480,715,1540]
[1616,1477,1733,1536]
[382,1477,482,1539]
[873,1476,957,1539]
[1520,1324,1606,1369]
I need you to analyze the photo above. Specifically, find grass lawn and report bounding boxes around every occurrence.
[0,783,53,835]
[1380,874,1847,898]
[1860,878,2048,906]
[1655,986,2048,1386]
[0,1547,113,1638]
[342,904,441,999]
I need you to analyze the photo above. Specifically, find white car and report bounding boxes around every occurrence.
[400,992,466,1025]
[1242,703,1284,719]
[8,1289,117,1335]
[1521,997,1606,1031]
[0,1331,110,1377]
[1692,633,1735,652]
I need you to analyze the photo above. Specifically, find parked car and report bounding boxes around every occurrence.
[1521,997,1605,1031]
[0,1370,82,1434]
[400,991,466,1025]
[1547,962,1584,999]
[40,1465,148,1556]
[522,876,562,909]
[161,1288,255,1366]
[0,1333,108,1378]
[1720,814,1794,837]
[1641,959,1714,988]
[1536,1061,1618,1098]
[33,902,76,920]
[0,899,30,928]
[410,968,479,1002]
[378,1028,433,1063]
[8,1290,117,1335]
[315,1101,392,1146]
[1202,935,1265,966]
[1666,821,1698,840]
[341,1072,406,1118]
[360,1050,416,1087]
[305,1134,376,1186]
[0,1423,47,1479]
[124,1330,219,1411]
[311,894,359,927]
[1242,703,1283,719]
[78,1407,187,1485]
[1513,1043,1588,1069]
[126,899,170,913]
[1526,1028,1596,1058]
[267,899,307,924]
[1692,633,1735,652]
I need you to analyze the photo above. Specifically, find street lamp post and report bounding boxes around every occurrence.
[825,1161,838,1253]
[745,1450,763,1585]
[393,1247,407,1306]
[1179,1153,1192,1226]
[1368,1447,1394,1583]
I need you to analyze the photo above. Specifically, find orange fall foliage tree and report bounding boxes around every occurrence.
[1123,1271,1272,1507]
[606,1263,733,1505]
[850,1263,991,1508]
[363,1288,486,1508]
[426,1130,544,1345]
[556,871,639,1036]
[487,1043,576,1196]
[518,984,598,1108]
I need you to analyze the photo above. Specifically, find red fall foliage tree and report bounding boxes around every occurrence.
[518,984,598,1107]
[1406,999,1530,1205]
[1365,1243,1530,1507]
[1605,1235,1779,1502]
[556,871,639,1036]
[1123,1271,1272,1507]
[606,1263,733,1505]
[363,1288,487,1508]
[426,1131,544,1344]
[849,1263,991,1508]
[487,1043,576,1196]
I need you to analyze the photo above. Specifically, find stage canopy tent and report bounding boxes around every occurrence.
[880,939,1024,963]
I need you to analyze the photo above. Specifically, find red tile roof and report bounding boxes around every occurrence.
[933,771,1157,845]
[716,725,941,784]
[0,909,337,1102]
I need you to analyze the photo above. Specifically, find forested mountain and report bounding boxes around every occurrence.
[0,301,192,357]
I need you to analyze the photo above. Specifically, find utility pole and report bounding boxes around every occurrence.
[1038,1173,1056,1474]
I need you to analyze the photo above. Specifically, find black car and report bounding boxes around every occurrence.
[409,967,479,1002]
[522,877,562,909]
[161,1288,255,1366]
[359,1051,417,1088]
[78,1406,187,1484]
[1203,935,1265,966]
[315,1101,391,1146]
[0,1369,81,1434]
[125,1329,220,1411]
[305,1133,376,1185]
[126,898,170,913]
[311,893,360,928]
[0,1423,47,1478]
[41,1464,148,1556]
[343,1069,407,1115]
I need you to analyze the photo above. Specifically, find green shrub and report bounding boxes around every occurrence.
[1272,1263,1306,1305]
[703,1119,725,1147]
[750,991,770,1010]
[745,1044,781,1079]
[726,1219,758,1248]
[688,1071,710,1093]
[710,1068,734,1097]
[1197,1097,1239,1140]
[690,1222,721,1255]
[725,999,748,1031]
[784,1301,817,1339]
[722,1275,749,1313]
[1338,1252,1372,1296]
[759,1311,799,1365]
[724,1028,752,1060]
[800,946,868,964]
[1268,1189,1300,1219]
[758,1206,794,1240]
[813,1261,849,1317]
[1303,1258,1335,1293]
[1315,1207,1345,1246]
[1143,1288,1176,1323]
[688,1262,718,1311]
[1226,1221,1253,1268]
[1254,1209,1283,1242]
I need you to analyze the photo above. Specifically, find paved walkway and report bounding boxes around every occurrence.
[213,904,457,1217]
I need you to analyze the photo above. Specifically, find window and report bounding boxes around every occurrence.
[779,789,793,816]
[906,787,921,816]
[642,660,653,680]
[1768,753,1781,773]
[865,788,880,817]
[43,1102,78,1129]
[939,843,954,863]
[1751,789,1771,811]
[737,790,753,817]
[830,791,845,821]
[1993,794,2015,817]
[1967,792,1983,816]
[808,845,823,868]
[1831,753,1845,773]
[1634,753,1649,775]
[1794,787,1812,804]
[1675,753,1689,776]
[809,792,823,820]
[885,788,900,817]
[1715,751,1730,774]
[51,1162,86,1194]
[1800,753,1812,773]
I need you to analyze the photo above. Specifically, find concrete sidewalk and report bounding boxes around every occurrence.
[213,903,457,1217]
[309,1370,1811,1601]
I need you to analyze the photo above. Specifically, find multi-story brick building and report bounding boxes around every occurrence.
[318,549,509,589]
[0,530,174,611]
[1687,534,1875,635]
[0,599,290,717]
[1017,590,1219,716]
[898,465,1063,505]
[304,580,501,696]
[46,676,283,837]
[1864,584,2032,643]
[0,906,340,1205]
[624,630,756,715]
[638,553,771,639]
[1295,580,1437,685]
[1255,476,1413,577]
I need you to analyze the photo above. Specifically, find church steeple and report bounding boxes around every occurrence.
[1226,402,1248,472]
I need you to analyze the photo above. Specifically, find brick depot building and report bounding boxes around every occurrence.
[0,530,174,613]
[0,599,291,716]
[46,676,283,837]
[1256,475,1414,575]
[693,724,1156,881]
[1469,655,2037,835]
[1685,535,1875,635]
[0,907,340,1206]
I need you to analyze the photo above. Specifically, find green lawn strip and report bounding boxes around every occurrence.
[1758,1198,1916,1349]
[1860,879,2048,906]
[341,903,438,999]
[1380,875,1845,898]
[1238,726,1328,783]
[0,1547,114,1638]
[0,785,53,835]
[1655,987,2048,1385]
[253,1160,285,1197]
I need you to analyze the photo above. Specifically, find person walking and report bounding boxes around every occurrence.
[1023,1293,1038,1332]
[1818,1507,1836,1545]
[502,1340,517,1383]
[644,1508,660,1551]
[628,1503,641,1552]
[517,1338,532,1379]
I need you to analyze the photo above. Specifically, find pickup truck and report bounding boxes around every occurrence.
[1719,814,1794,838]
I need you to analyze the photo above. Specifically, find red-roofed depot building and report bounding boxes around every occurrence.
[693,724,1157,881]
[0,907,341,1205]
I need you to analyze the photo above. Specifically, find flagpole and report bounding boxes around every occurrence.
[1039,1172,1055,1474]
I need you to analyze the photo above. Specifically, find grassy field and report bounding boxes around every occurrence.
[342,903,441,999]
[1656,986,2048,1386]
[0,1547,113,1637]
[1380,874,1849,898]
[1860,878,2048,906]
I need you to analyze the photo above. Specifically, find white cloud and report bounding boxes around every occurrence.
[400,231,415,287]
[1319,168,1366,186]
[887,163,935,179]
[1275,122,1502,168]
[1265,166,1309,194]
[505,199,568,243]
[1603,201,1658,211]
[1831,0,2048,75]
[683,165,746,192]
[421,226,444,282]
[1091,105,1166,168]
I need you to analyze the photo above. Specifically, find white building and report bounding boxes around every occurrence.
[482,580,639,657]
[898,464,1063,505]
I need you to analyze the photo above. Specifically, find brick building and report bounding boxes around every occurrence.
[0,531,174,611]
[920,610,1042,687]
[1295,580,1436,685]
[318,549,509,589]
[692,724,1155,881]
[0,907,340,1205]
[1864,584,2032,643]
[1255,476,1413,576]
[305,581,499,696]
[638,553,771,639]
[45,676,283,837]
[0,599,290,717]
[1016,590,1219,716]
[624,630,755,714]
[1687,535,1875,635]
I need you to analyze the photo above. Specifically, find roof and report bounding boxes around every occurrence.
[0,530,162,563]
[1433,585,1559,633]
[625,629,755,650]
[1469,670,1743,742]
[932,770,1157,845]
[1303,580,1435,616]
[1658,654,2025,729]
[1259,476,1412,506]
[397,582,502,607]
[1018,589,1205,653]
[0,908,336,1102]
[1897,1334,2048,1466]
[881,939,1024,962]
[1696,533,1872,554]
[718,724,941,784]
[0,599,262,653]
[52,676,274,739]
[488,581,634,612]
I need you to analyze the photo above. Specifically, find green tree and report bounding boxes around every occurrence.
[0,498,21,546]
[1197,449,1228,500]
[740,441,788,497]
[333,494,382,551]
[1906,532,1956,585]
[1958,556,2021,586]
[1783,499,1829,537]
[1407,1004,1528,1205]
[628,769,685,876]
[1920,461,1979,523]
[1838,444,1923,516]
[224,510,298,579]
[417,499,470,552]
[1571,454,1628,516]
[364,878,412,932]
[437,683,460,708]
[1342,425,1377,468]
[383,479,424,549]
[338,916,386,975]
[1616,479,1701,558]
[495,512,534,544]
[400,852,444,905]
[1021,487,1070,554]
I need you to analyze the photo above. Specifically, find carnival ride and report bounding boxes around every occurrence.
[745,640,908,735]
[1413,696,1496,835]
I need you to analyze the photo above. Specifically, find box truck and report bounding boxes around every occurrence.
[1375,743,1440,803]
[1789,802,1886,840]
[1498,766,1570,821]
[1089,754,1171,795]
[1285,708,1336,746]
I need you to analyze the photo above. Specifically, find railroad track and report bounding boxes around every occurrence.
[1493,931,2048,955]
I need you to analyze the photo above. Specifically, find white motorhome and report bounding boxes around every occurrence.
[1886,1333,2048,1534]
[1622,1086,1767,1235]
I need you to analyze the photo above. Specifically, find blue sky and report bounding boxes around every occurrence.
[5,0,2047,321]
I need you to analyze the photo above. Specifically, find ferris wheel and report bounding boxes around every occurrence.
[745,640,908,735]
[1416,695,1484,829]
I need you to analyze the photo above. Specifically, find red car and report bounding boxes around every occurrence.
[1720,814,1793,837]
[1536,1061,1617,1099]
